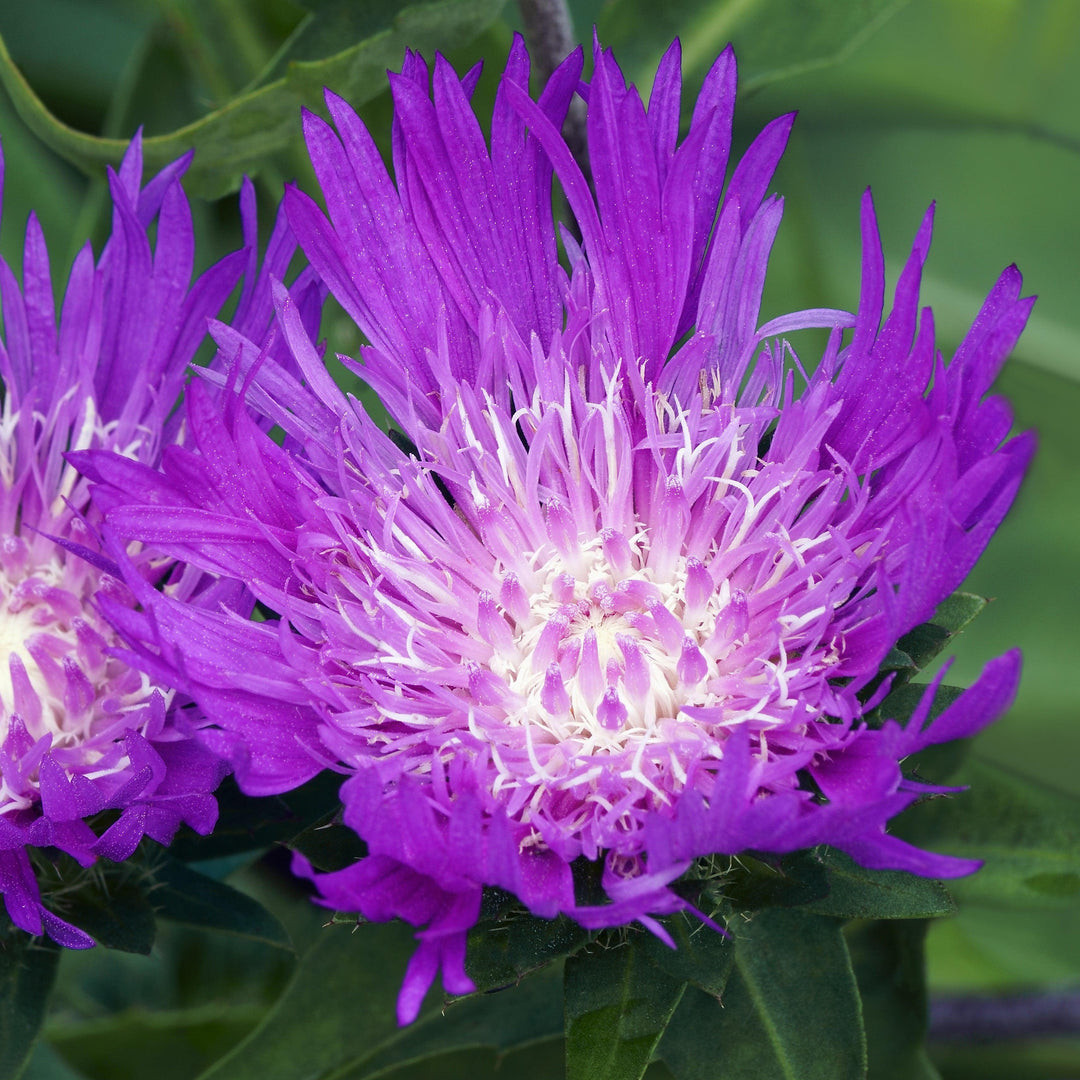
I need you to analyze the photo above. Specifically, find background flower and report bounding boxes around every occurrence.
[0,134,311,945]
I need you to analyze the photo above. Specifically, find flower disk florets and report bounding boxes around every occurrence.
[338,367,889,871]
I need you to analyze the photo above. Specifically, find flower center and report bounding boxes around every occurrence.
[484,527,751,754]
[0,533,156,753]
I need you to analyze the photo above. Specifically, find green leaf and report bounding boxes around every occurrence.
[148,855,293,950]
[598,0,908,97]
[658,908,865,1080]
[636,915,733,998]
[793,850,956,920]
[929,1041,1080,1080]
[46,1004,269,1080]
[898,755,1080,909]
[564,940,686,1080]
[0,925,60,1080]
[169,772,344,863]
[847,921,940,1080]
[705,849,954,921]
[51,873,157,956]
[194,918,570,1080]
[721,854,831,912]
[0,0,507,198]
[344,964,564,1079]
[465,895,593,992]
[19,1040,91,1080]
[896,593,988,675]
[195,922,415,1080]
[287,815,368,874]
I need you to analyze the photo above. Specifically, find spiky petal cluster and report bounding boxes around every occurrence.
[83,39,1034,1022]
[0,136,316,945]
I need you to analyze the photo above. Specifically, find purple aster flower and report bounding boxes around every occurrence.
[82,37,1034,1022]
[0,134,311,946]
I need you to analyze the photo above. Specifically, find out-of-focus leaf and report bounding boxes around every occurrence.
[898,756,1080,908]
[44,917,299,1080]
[848,921,941,1080]
[46,1005,267,1080]
[658,908,865,1079]
[20,1040,91,1080]
[929,1040,1080,1080]
[148,855,292,950]
[0,0,151,126]
[0,0,507,198]
[0,924,60,1080]
[564,940,686,1080]
[597,0,907,96]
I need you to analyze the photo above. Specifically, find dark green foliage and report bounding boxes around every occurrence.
[0,920,60,1080]
[0,1,508,197]
[564,941,686,1080]
[848,921,941,1080]
[657,909,866,1080]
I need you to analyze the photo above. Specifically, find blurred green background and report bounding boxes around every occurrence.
[0,1,1077,1077]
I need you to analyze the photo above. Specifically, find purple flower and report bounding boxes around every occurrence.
[0,135,308,945]
[84,38,1034,1021]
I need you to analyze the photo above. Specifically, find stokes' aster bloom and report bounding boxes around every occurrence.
[84,38,1034,1021]
[0,136,307,944]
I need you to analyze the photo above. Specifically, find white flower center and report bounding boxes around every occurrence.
[0,534,158,753]
[485,528,750,757]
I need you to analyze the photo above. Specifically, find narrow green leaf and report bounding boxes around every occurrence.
[795,850,956,921]
[659,908,865,1080]
[847,921,941,1080]
[876,685,966,729]
[898,755,1080,909]
[896,592,988,674]
[564,940,686,1080]
[877,647,916,676]
[0,0,507,198]
[0,926,60,1080]
[599,0,907,97]
[864,593,991,710]
[722,854,831,912]
[148,855,292,950]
